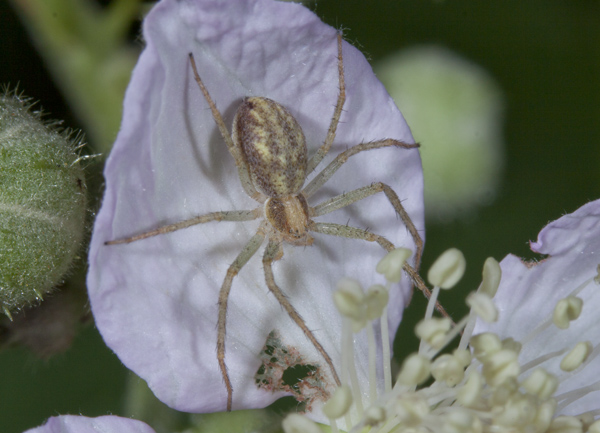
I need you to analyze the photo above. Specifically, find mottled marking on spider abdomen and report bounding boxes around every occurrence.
[265,195,313,246]
[232,97,307,198]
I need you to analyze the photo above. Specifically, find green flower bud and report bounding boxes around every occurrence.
[375,47,504,220]
[0,91,87,317]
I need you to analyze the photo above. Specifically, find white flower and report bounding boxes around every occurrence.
[25,415,155,433]
[286,199,600,432]
[87,0,423,420]
[474,198,600,420]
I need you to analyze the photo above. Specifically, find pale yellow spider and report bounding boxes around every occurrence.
[107,34,422,411]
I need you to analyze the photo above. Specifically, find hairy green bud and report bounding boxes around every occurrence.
[0,92,86,317]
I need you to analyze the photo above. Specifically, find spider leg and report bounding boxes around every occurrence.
[306,33,346,175]
[217,225,267,411]
[262,239,342,389]
[189,53,263,203]
[303,139,419,198]
[105,208,262,244]
[311,182,423,270]
[311,222,394,252]
[310,222,451,320]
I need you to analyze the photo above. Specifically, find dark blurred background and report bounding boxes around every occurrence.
[0,0,598,432]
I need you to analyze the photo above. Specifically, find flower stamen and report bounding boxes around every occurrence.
[304,251,599,432]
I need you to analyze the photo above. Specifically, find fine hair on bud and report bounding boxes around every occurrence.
[0,89,87,317]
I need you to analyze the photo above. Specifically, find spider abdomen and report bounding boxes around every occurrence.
[233,97,307,198]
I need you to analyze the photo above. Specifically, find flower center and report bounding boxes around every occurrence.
[283,250,600,433]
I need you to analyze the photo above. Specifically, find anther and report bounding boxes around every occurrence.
[457,370,483,407]
[376,248,412,283]
[416,317,452,349]
[535,399,557,432]
[365,284,388,320]
[364,405,386,426]
[466,292,498,322]
[522,368,558,400]
[470,332,502,362]
[443,409,482,433]
[428,248,466,289]
[323,386,353,420]
[453,348,472,367]
[397,353,431,386]
[560,341,592,372]
[589,419,600,433]
[394,395,430,426]
[493,393,537,427]
[431,353,465,386]
[548,415,583,433]
[481,349,520,386]
[491,378,519,406]
[334,278,364,321]
[281,414,322,433]
[480,257,501,297]
[553,296,583,329]
[501,337,522,354]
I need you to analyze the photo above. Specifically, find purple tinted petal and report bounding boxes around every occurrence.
[24,415,155,433]
[88,0,422,417]
[475,199,600,415]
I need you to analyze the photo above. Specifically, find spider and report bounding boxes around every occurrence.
[106,34,423,411]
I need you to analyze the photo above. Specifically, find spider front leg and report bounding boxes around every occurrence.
[189,53,263,203]
[217,225,267,411]
[303,139,419,199]
[262,239,342,389]
[310,222,395,252]
[311,181,423,269]
[306,33,345,174]
[310,222,450,319]
[105,208,262,244]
